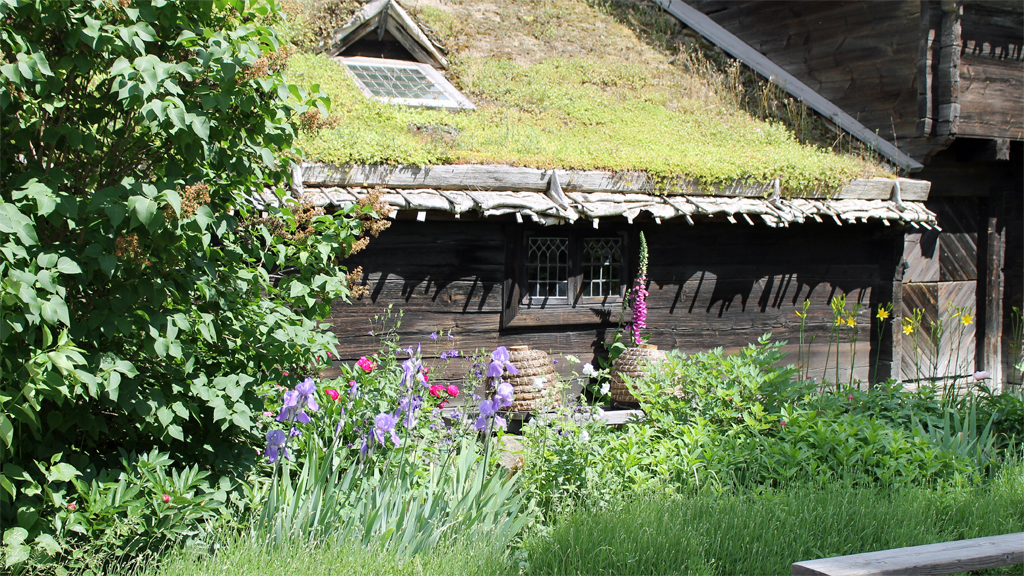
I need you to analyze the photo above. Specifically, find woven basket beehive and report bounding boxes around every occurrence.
[610,344,666,404]
[502,345,560,412]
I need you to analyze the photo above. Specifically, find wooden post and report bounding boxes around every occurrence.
[891,232,906,383]
[982,188,1006,389]
[935,1,961,138]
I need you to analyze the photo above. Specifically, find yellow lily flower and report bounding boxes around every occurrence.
[876,307,890,321]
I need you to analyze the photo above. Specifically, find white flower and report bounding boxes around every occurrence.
[581,363,596,377]
[579,430,590,443]
[600,383,610,395]
[533,377,545,389]
[595,407,605,418]
[565,354,580,364]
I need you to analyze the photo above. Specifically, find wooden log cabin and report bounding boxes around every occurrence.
[276,0,1021,391]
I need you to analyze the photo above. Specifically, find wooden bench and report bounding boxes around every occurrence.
[791,532,1024,576]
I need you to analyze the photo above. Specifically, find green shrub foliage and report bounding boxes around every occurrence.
[0,0,369,565]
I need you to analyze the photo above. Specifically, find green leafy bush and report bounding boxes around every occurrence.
[0,0,377,570]
[631,335,804,435]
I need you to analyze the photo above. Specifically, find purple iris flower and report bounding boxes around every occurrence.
[495,382,515,409]
[430,332,438,341]
[277,378,319,423]
[373,413,401,447]
[474,398,503,430]
[265,429,289,463]
[448,350,460,358]
[440,352,448,361]
[398,395,422,429]
[487,346,518,377]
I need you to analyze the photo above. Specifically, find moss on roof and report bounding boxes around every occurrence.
[281,0,893,196]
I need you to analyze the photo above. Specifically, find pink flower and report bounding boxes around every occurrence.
[439,401,446,409]
[162,494,171,503]
[263,411,273,418]
[282,371,289,376]
[67,503,76,511]
[348,380,357,387]
[446,384,460,397]
[327,352,333,359]
[848,395,853,401]
[429,384,444,398]
[780,421,787,427]
[325,389,340,401]
[357,357,376,372]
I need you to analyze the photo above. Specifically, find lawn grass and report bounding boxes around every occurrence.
[519,462,1024,576]
[132,532,508,576]
[132,463,1023,576]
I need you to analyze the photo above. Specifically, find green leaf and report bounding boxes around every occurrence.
[99,253,117,277]
[129,196,157,226]
[191,115,210,140]
[3,528,27,548]
[46,463,81,483]
[4,544,29,568]
[167,424,184,441]
[156,406,174,426]
[56,257,82,274]
[36,253,58,268]
[0,415,13,448]
[31,52,52,76]
[33,533,61,556]
[0,475,14,499]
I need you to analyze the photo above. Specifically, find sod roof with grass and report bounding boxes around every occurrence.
[275,0,932,219]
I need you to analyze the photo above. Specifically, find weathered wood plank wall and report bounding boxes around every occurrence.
[899,198,980,384]
[688,0,1023,163]
[958,1,1024,140]
[328,219,899,385]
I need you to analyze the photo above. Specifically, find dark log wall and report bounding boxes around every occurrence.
[689,1,1023,163]
[689,1,936,162]
[329,218,900,385]
[958,2,1024,140]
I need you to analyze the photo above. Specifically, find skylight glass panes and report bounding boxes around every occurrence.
[347,62,451,101]
[339,57,474,110]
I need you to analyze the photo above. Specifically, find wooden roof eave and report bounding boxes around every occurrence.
[653,0,925,174]
[295,163,931,201]
[282,163,938,228]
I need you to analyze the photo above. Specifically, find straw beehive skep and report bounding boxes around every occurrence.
[503,346,561,412]
[610,344,666,403]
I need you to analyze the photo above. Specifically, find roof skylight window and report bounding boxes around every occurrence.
[339,57,474,110]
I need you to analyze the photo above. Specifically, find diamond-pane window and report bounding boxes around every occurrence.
[527,237,569,298]
[583,238,623,297]
[339,57,474,110]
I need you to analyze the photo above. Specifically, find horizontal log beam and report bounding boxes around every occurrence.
[300,163,930,200]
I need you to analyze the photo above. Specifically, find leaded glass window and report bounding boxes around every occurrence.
[527,237,569,298]
[582,238,623,297]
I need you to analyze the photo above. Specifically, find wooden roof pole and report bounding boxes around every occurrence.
[654,0,925,174]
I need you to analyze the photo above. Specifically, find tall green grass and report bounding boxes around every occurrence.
[520,462,1024,576]
[133,532,508,576]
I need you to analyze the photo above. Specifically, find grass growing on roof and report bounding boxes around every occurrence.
[284,0,892,197]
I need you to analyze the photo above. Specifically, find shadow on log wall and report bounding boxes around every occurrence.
[326,219,901,385]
